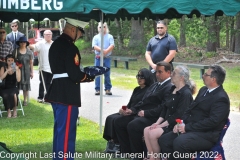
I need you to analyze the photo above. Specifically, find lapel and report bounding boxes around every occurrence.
[189,85,223,109]
[158,78,171,90]
[10,32,14,40]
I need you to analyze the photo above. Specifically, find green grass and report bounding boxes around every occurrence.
[0,100,126,160]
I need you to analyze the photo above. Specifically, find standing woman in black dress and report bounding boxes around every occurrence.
[0,54,21,118]
[103,68,154,153]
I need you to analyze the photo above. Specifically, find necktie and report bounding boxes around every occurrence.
[14,33,17,45]
[204,90,209,96]
[152,83,160,93]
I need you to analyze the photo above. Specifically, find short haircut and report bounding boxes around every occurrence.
[10,21,18,25]
[156,61,172,72]
[209,65,226,85]
[156,20,167,26]
[138,68,154,87]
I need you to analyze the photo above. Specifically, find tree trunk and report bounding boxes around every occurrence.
[206,16,217,52]
[89,19,95,41]
[115,18,123,50]
[179,15,186,47]
[230,17,235,52]
[153,20,157,35]
[226,17,229,49]
[234,13,240,54]
[128,19,144,49]
[216,17,221,48]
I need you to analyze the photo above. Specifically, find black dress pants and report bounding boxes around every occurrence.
[158,131,214,160]
[103,113,121,143]
[127,117,154,153]
[114,114,135,153]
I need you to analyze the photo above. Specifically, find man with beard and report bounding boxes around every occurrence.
[145,20,177,81]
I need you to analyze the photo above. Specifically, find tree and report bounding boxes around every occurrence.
[179,15,186,47]
[206,16,218,52]
[115,18,124,50]
[128,19,144,52]
[230,17,235,52]
[234,13,240,54]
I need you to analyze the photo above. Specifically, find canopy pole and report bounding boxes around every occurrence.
[99,11,104,134]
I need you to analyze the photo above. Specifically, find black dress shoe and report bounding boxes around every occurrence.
[103,141,115,153]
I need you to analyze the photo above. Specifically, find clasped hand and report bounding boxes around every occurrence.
[148,123,162,130]
[119,108,132,116]
[173,124,186,134]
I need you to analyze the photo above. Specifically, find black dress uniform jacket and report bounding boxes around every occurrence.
[45,33,94,106]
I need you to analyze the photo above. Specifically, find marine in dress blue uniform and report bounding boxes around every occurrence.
[45,18,94,160]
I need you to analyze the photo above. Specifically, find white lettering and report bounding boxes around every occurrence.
[8,0,18,9]
[0,0,63,10]
[31,0,40,10]
[43,0,52,10]
[21,0,29,9]
[54,0,63,10]
[2,0,7,8]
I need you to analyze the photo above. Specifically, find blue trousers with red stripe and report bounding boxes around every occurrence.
[51,103,79,160]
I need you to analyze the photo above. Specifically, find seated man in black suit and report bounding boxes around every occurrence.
[114,61,173,159]
[159,64,230,160]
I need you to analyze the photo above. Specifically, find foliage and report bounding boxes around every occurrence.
[205,51,217,58]
[168,19,180,43]
[184,15,208,47]
[75,39,91,51]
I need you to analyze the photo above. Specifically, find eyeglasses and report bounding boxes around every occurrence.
[203,73,211,77]
[99,26,106,28]
[136,74,145,79]
[157,27,164,29]
[0,31,5,34]
[19,41,27,43]
[11,25,17,28]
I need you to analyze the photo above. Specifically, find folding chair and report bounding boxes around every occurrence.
[0,95,24,117]
[193,118,230,160]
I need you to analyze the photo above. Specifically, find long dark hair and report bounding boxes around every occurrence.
[138,68,154,86]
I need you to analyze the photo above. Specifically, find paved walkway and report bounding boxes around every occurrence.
[29,70,240,159]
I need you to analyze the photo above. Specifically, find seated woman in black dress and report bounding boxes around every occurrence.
[143,65,196,160]
[103,68,154,153]
[0,54,21,118]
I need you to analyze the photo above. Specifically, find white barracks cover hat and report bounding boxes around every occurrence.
[65,17,89,34]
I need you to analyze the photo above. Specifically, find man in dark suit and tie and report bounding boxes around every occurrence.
[114,61,173,158]
[159,64,230,160]
[6,20,24,50]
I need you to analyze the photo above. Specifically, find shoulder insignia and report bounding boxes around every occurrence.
[74,54,79,66]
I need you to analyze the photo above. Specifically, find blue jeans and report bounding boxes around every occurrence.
[94,57,112,91]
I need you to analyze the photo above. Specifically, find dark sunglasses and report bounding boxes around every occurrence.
[0,31,5,34]
[136,74,145,79]
[19,41,27,43]
[157,27,164,29]
[11,25,17,28]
